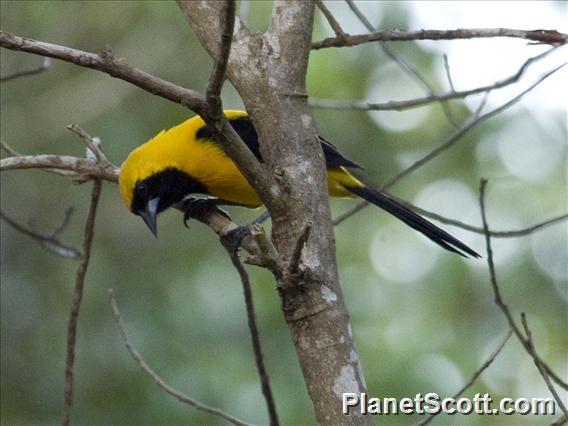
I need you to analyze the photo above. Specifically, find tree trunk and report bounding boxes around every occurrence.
[177,2,371,424]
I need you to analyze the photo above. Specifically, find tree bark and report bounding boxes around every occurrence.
[177,2,371,424]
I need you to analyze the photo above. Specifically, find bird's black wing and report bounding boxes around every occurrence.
[196,116,362,169]
[318,135,362,169]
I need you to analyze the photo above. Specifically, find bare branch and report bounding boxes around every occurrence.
[443,54,457,93]
[173,202,260,257]
[51,207,75,237]
[0,31,207,113]
[1,154,119,183]
[521,314,568,418]
[345,0,434,93]
[551,415,568,426]
[479,179,567,391]
[0,56,51,82]
[334,64,565,226]
[312,27,568,50]
[67,124,109,164]
[246,224,284,276]
[391,200,568,238]
[310,47,561,112]
[0,140,22,156]
[108,289,253,426]
[453,329,513,399]
[0,209,80,258]
[315,0,348,40]
[416,328,513,426]
[344,0,459,127]
[62,179,102,426]
[221,238,279,426]
[205,0,236,112]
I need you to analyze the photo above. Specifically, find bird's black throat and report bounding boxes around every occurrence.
[131,168,208,215]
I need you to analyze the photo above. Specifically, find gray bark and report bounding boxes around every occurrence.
[177,2,371,424]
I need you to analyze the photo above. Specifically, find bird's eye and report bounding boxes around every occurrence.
[136,181,148,197]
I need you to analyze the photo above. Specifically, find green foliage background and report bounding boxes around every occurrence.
[1,1,566,425]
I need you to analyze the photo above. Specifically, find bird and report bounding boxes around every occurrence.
[118,110,480,258]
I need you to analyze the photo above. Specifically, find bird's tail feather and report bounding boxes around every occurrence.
[346,185,480,258]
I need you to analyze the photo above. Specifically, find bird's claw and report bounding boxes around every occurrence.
[182,197,231,227]
[222,225,251,253]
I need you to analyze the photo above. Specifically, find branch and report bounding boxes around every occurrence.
[61,179,102,426]
[0,154,119,183]
[334,64,565,226]
[521,314,568,418]
[310,47,562,112]
[198,0,271,204]
[315,0,348,40]
[173,202,260,257]
[205,0,236,112]
[344,0,460,127]
[0,56,51,82]
[312,28,568,50]
[415,328,513,426]
[479,179,567,391]
[108,289,253,426]
[0,31,207,113]
[0,209,80,258]
[221,238,279,426]
[67,124,109,164]
[389,200,568,238]
[0,140,21,156]
[551,415,568,426]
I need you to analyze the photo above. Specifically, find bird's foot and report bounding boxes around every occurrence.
[182,197,230,228]
[222,225,251,254]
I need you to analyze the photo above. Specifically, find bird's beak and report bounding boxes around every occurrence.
[139,197,160,237]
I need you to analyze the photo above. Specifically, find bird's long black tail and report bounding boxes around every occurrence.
[346,185,480,258]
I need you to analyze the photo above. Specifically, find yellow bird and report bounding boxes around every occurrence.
[119,110,479,258]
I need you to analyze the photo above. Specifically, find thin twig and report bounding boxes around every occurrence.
[1,140,22,156]
[315,0,348,40]
[333,64,565,226]
[415,328,513,426]
[246,224,284,276]
[312,27,568,50]
[551,415,568,426]
[52,207,76,237]
[344,0,460,128]
[479,179,567,391]
[392,200,568,238]
[0,57,52,82]
[67,124,109,164]
[310,47,560,112]
[443,54,457,93]
[221,239,279,426]
[108,289,253,426]
[521,314,568,418]
[205,0,236,112]
[1,154,119,182]
[0,209,80,258]
[385,65,564,188]
[452,329,513,399]
[198,0,270,196]
[61,179,102,426]
[345,0,432,94]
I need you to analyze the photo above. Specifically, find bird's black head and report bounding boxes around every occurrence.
[130,168,207,237]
